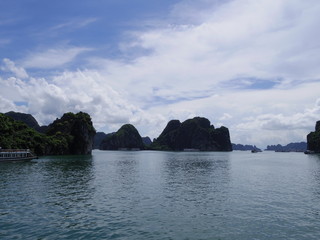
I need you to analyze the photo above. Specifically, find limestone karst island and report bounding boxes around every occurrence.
[1,111,319,155]
[0,111,232,155]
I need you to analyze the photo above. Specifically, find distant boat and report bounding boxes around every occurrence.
[304,150,315,154]
[0,149,37,162]
[251,149,262,153]
[183,148,200,152]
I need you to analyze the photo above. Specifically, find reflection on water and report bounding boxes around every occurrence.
[307,154,320,198]
[163,152,231,205]
[1,151,320,239]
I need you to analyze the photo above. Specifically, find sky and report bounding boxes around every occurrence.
[0,0,320,148]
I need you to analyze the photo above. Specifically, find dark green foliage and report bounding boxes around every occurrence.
[151,117,232,151]
[5,111,40,130]
[0,112,96,155]
[46,112,96,154]
[0,113,49,155]
[307,121,320,152]
[100,124,144,150]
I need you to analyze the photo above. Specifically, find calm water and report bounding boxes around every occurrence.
[1,150,320,240]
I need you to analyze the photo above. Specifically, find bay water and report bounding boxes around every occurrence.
[1,150,320,239]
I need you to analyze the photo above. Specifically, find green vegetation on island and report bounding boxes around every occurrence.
[1,112,233,154]
[0,112,96,155]
[0,113,48,154]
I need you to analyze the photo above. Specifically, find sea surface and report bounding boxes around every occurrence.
[1,150,320,240]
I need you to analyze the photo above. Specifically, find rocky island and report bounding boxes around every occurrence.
[1,112,232,154]
[99,124,144,150]
[0,111,96,155]
[151,117,232,151]
[232,144,261,151]
[307,120,320,153]
[265,142,307,152]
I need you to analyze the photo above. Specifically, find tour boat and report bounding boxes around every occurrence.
[0,149,37,162]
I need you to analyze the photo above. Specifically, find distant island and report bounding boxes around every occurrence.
[265,142,307,152]
[306,120,320,153]
[100,124,145,150]
[0,111,96,155]
[232,144,261,151]
[96,116,232,151]
[7,111,318,155]
[150,117,232,151]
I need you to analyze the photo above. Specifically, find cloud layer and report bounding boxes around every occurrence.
[1,0,320,148]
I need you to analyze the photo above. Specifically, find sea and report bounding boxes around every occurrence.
[1,150,320,240]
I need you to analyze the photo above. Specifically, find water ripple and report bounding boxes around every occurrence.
[1,151,320,239]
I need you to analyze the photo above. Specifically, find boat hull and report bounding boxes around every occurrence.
[0,156,37,162]
[0,149,38,162]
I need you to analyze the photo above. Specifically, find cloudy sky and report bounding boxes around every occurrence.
[1,0,319,148]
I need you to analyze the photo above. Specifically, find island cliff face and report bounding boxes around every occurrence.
[151,117,232,151]
[100,124,144,150]
[46,112,96,155]
[307,121,320,152]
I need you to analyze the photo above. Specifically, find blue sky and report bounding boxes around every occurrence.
[1,0,320,148]
[0,0,178,66]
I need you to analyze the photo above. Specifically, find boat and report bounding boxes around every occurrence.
[251,149,262,153]
[0,149,37,162]
[304,150,315,154]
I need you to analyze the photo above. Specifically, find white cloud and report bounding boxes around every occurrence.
[1,0,320,148]
[50,18,98,31]
[0,67,165,137]
[219,113,232,121]
[22,46,91,69]
[1,58,28,78]
[0,95,19,112]
[89,0,320,108]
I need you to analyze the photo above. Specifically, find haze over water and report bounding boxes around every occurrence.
[1,150,320,239]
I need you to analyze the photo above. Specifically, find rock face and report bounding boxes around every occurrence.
[46,112,96,155]
[307,121,320,152]
[93,132,108,149]
[142,136,152,146]
[151,117,232,151]
[100,124,144,150]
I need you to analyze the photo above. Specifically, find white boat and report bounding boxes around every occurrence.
[0,149,37,162]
